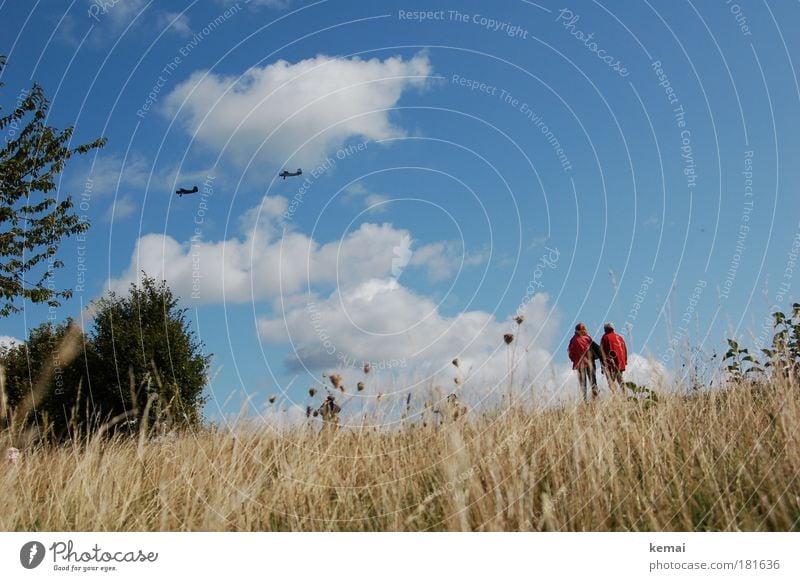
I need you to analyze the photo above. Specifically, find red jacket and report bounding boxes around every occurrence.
[601,332,628,371]
[568,333,594,369]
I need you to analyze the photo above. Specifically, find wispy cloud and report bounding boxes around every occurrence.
[343,183,392,214]
[157,11,192,36]
[104,196,138,222]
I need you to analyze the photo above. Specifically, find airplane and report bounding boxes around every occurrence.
[175,186,198,197]
[279,168,303,179]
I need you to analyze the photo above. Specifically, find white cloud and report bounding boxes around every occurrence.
[66,154,220,218]
[86,0,147,30]
[109,195,569,401]
[71,153,149,196]
[64,3,188,47]
[110,195,487,306]
[104,196,137,222]
[259,280,559,380]
[643,215,660,228]
[342,184,392,214]
[109,196,440,303]
[409,241,486,283]
[220,0,293,8]
[618,352,669,388]
[162,53,433,167]
[158,11,191,36]
[0,335,21,350]
[364,193,392,211]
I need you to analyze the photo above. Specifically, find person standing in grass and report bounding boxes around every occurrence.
[600,322,628,393]
[568,323,600,402]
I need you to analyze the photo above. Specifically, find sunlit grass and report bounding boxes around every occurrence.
[2,377,798,531]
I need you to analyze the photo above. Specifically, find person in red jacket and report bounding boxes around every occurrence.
[600,322,628,393]
[568,323,600,402]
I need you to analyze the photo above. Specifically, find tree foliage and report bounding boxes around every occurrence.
[0,319,91,436]
[1,276,210,438]
[0,55,106,317]
[91,274,210,428]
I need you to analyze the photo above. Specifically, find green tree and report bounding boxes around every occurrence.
[90,274,210,430]
[0,319,92,437]
[0,55,106,317]
[1,276,210,439]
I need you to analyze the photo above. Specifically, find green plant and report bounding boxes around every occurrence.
[0,55,106,317]
[90,274,210,429]
[722,338,763,382]
[760,303,800,381]
[0,275,211,439]
[621,380,658,406]
[723,303,800,385]
[0,319,89,437]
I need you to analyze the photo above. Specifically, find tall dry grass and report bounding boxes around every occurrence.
[1,375,798,531]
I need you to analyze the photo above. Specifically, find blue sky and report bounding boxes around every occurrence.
[1,0,798,421]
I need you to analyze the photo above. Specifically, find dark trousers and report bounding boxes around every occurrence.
[577,366,598,402]
[605,365,623,392]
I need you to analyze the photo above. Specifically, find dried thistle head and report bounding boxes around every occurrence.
[452,357,460,368]
[357,381,365,391]
[329,374,342,390]
[309,387,317,397]
[515,314,525,326]
[6,447,20,463]
[504,333,514,345]
[268,395,277,404]
[454,377,461,385]
[363,362,371,374]
[376,393,383,401]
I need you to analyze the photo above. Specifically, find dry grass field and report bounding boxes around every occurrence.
[2,377,798,532]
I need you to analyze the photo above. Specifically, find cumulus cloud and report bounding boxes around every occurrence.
[0,335,21,350]
[110,195,485,303]
[409,241,486,283]
[109,187,669,408]
[259,278,561,397]
[162,53,433,167]
[618,352,669,388]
